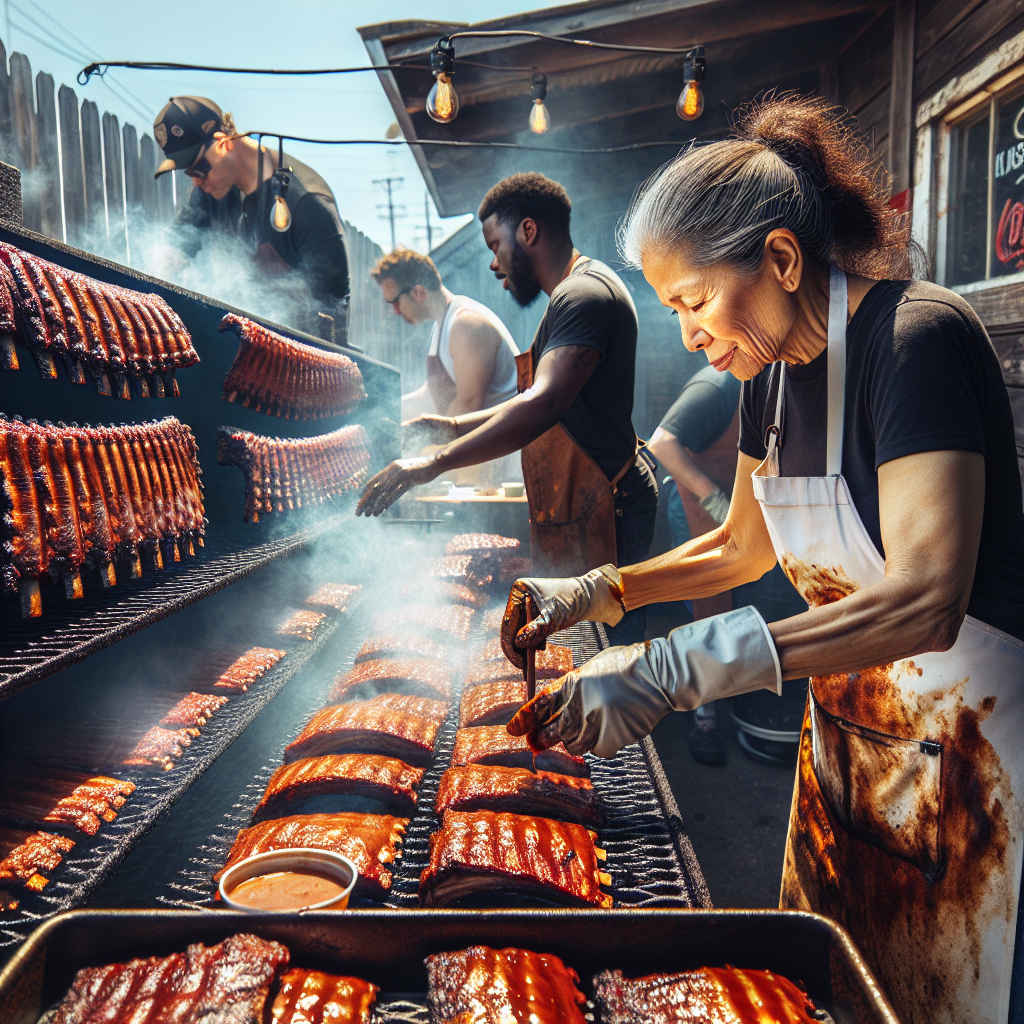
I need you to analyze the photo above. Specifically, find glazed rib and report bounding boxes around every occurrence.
[214,647,287,692]
[285,694,448,766]
[253,755,423,821]
[0,261,21,369]
[399,578,489,608]
[592,967,821,1024]
[0,767,134,835]
[371,604,474,643]
[277,609,327,641]
[426,946,586,1024]
[420,810,612,907]
[479,638,574,675]
[435,765,605,827]
[354,633,453,665]
[305,582,361,611]
[445,533,522,555]
[451,726,589,778]
[123,725,196,771]
[48,933,289,1024]
[0,826,74,893]
[215,812,407,897]
[459,678,558,729]
[330,658,453,702]
[272,968,378,1024]
[161,692,229,729]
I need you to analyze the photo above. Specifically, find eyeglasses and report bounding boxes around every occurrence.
[185,148,212,180]
[386,288,412,310]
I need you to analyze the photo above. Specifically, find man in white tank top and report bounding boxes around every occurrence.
[371,247,519,422]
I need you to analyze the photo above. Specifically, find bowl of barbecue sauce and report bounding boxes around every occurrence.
[219,849,358,912]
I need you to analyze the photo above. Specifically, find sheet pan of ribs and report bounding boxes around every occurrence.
[330,657,453,702]
[214,646,287,692]
[220,313,366,420]
[0,766,134,835]
[252,755,423,821]
[284,694,448,766]
[451,725,589,778]
[46,933,289,1024]
[277,609,327,642]
[435,765,605,828]
[370,603,474,643]
[214,812,407,899]
[479,637,574,674]
[426,946,587,1024]
[592,967,821,1024]
[0,414,205,616]
[354,632,453,666]
[0,826,75,906]
[305,581,361,611]
[0,240,198,398]
[217,423,370,523]
[419,809,612,908]
[272,968,378,1024]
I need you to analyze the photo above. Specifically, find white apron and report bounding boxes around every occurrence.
[752,267,1024,1024]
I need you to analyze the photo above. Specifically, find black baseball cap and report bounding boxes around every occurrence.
[153,96,224,177]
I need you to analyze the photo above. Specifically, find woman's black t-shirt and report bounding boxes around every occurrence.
[739,279,1024,641]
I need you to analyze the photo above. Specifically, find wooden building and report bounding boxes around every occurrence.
[360,0,1024,490]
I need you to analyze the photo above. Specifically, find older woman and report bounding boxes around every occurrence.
[502,96,1024,1024]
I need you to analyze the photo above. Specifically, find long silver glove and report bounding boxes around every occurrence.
[500,565,625,669]
[508,606,782,758]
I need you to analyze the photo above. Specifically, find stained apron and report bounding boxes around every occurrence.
[515,347,632,577]
[752,267,1024,1024]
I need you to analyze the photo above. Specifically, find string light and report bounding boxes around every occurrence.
[528,73,550,134]
[676,47,705,121]
[425,38,459,124]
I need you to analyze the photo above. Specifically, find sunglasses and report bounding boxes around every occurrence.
[387,288,412,309]
[185,148,212,180]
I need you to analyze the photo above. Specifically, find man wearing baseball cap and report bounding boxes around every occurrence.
[153,96,350,336]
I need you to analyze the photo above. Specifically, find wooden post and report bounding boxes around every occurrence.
[155,143,174,221]
[174,168,190,210]
[102,111,126,260]
[122,121,140,214]
[35,72,61,240]
[80,98,104,238]
[0,39,14,168]
[9,52,39,231]
[889,0,916,198]
[139,132,159,219]
[58,84,85,245]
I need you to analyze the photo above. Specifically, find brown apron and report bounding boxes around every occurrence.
[516,348,632,577]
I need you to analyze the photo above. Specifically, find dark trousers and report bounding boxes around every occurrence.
[606,455,659,647]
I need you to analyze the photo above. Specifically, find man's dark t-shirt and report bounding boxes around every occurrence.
[660,364,741,452]
[171,184,243,257]
[532,256,638,479]
[740,279,1024,641]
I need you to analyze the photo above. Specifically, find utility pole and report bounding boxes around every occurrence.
[422,191,434,252]
[373,176,406,251]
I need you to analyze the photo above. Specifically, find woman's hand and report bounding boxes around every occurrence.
[355,456,439,516]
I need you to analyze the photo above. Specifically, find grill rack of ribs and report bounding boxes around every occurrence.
[272,968,378,1024]
[0,766,134,835]
[482,606,505,632]
[465,660,569,692]
[459,678,559,729]
[214,646,287,692]
[46,933,289,1024]
[253,755,423,821]
[444,533,522,555]
[592,967,821,1024]
[479,638,574,675]
[419,809,612,908]
[370,603,474,643]
[160,692,229,729]
[285,694,448,766]
[220,313,366,420]
[217,423,370,523]
[123,725,197,771]
[0,414,205,617]
[330,657,453,702]
[0,826,74,901]
[305,581,361,611]
[0,240,198,399]
[277,609,327,641]
[451,726,589,778]
[426,946,587,1024]
[214,812,407,898]
[354,632,453,666]
[435,765,605,828]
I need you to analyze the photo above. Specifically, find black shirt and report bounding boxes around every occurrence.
[533,256,638,479]
[740,279,1024,641]
[659,364,741,452]
[170,184,243,258]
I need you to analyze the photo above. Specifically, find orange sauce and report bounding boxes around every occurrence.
[226,869,348,910]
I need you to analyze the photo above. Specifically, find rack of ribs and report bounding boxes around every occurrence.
[420,809,612,908]
[253,755,423,821]
[451,726,589,778]
[0,240,198,398]
[0,766,134,835]
[123,725,197,771]
[47,933,289,1024]
[284,694,448,766]
[330,658,453,702]
[592,967,821,1024]
[220,313,366,420]
[400,578,489,608]
[0,826,74,899]
[215,812,407,898]
[435,765,605,828]
[465,661,569,692]
[459,678,559,729]
[370,604,474,643]
[217,423,370,522]
[277,609,327,641]
[160,691,229,729]
[272,968,378,1024]
[479,638,574,675]
[214,647,287,692]
[305,581,361,611]
[482,607,505,632]
[426,946,586,1024]
[0,415,204,616]
[445,533,522,555]
[354,633,453,666]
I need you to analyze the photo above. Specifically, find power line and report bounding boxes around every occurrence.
[373,176,406,251]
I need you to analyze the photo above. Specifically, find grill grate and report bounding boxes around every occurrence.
[163,613,708,913]
[0,588,363,955]
[0,517,346,701]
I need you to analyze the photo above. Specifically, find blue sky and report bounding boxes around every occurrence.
[4,1,566,250]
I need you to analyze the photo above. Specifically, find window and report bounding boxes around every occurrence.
[947,82,1024,287]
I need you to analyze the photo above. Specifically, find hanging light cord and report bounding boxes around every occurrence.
[443,29,696,54]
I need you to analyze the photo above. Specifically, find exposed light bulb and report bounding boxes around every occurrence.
[271,194,291,232]
[529,98,550,134]
[676,80,704,120]
[426,72,460,123]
